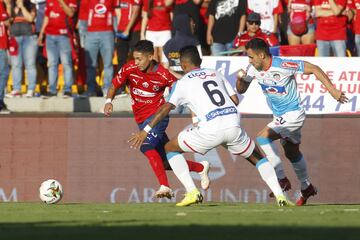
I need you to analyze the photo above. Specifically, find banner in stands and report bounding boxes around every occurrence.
[201,57,360,114]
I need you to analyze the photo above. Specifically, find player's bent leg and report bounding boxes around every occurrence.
[257,126,286,179]
[140,145,169,187]
[282,141,317,205]
[257,127,291,197]
[165,137,203,206]
[246,144,293,207]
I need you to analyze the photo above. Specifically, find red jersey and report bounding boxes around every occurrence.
[314,0,347,40]
[78,0,89,21]
[0,1,8,49]
[117,0,142,32]
[87,0,117,32]
[351,0,360,34]
[112,60,177,123]
[233,29,279,48]
[143,0,172,31]
[45,0,77,35]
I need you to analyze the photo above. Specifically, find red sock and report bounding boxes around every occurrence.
[186,160,204,173]
[144,149,169,187]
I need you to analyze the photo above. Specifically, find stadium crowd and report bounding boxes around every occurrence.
[0,0,359,113]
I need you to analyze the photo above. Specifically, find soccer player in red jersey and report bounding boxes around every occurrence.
[104,40,210,198]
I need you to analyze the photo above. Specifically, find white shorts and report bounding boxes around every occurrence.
[145,30,171,47]
[267,108,305,144]
[178,126,255,158]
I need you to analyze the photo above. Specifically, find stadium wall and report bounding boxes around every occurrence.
[0,116,359,204]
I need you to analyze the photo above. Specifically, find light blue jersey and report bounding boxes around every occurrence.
[245,57,305,116]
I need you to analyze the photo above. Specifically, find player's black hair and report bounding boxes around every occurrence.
[134,40,154,54]
[245,38,271,56]
[179,45,202,66]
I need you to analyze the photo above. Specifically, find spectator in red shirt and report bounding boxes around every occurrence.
[104,40,210,199]
[6,0,37,98]
[82,0,117,97]
[287,0,315,45]
[314,0,348,56]
[141,0,173,64]
[115,0,142,71]
[38,0,77,97]
[0,0,10,113]
[233,12,279,54]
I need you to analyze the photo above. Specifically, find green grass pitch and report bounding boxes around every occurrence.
[0,202,359,240]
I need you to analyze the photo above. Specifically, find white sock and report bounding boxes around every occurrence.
[257,137,286,179]
[291,154,310,190]
[166,152,196,193]
[256,158,284,198]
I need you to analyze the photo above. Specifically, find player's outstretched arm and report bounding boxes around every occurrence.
[236,69,251,94]
[303,61,348,103]
[104,84,117,117]
[128,103,175,149]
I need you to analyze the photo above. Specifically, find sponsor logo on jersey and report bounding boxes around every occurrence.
[120,2,129,8]
[132,88,156,97]
[130,74,143,79]
[142,82,149,88]
[206,106,238,121]
[94,4,107,14]
[134,97,153,104]
[150,80,162,84]
[188,71,216,79]
[281,61,298,69]
[259,83,287,95]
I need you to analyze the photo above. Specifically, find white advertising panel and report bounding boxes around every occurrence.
[202,56,360,114]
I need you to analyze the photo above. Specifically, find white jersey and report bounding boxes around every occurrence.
[247,0,282,33]
[245,56,305,117]
[168,68,239,131]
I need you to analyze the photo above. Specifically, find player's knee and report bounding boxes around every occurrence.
[256,137,273,146]
[140,144,155,154]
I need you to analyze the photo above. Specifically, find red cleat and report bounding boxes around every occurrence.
[269,177,292,198]
[296,184,317,206]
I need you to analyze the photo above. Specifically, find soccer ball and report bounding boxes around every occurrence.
[39,179,63,204]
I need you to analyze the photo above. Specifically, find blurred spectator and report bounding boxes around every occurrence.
[31,0,47,95]
[207,0,247,56]
[163,14,201,75]
[78,0,88,49]
[141,0,173,64]
[351,0,360,55]
[83,0,117,97]
[199,0,211,54]
[0,0,10,113]
[314,0,347,56]
[287,0,315,45]
[247,0,284,33]
[6,0,37,98]
[344,0,356,55]
[38,0,77,97]
[233,12,279,53]
[169,0,202,47]
[115,0,142,72]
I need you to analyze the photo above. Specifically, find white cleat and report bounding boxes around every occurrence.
[153,185,174,199]
[199,161,211,190]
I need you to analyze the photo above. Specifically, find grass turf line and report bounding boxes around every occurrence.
[0,202,359,240]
